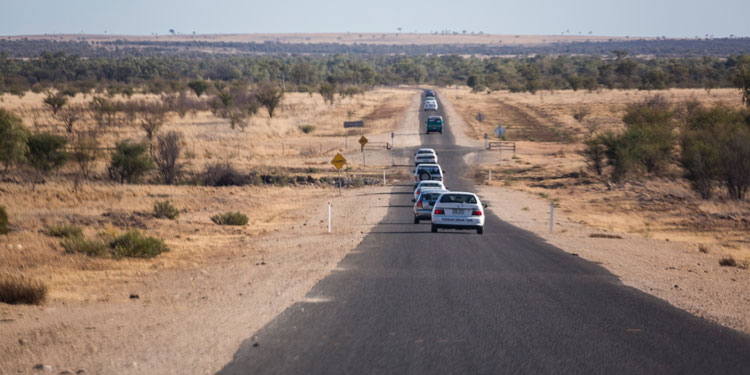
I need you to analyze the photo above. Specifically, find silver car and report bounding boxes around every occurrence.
[424,100,438,111]
[413,189,450,224]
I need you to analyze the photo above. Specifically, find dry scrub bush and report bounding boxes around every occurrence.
[45,224,83,239]
[719,256,737,267]
[108,140,154,183]
[211,211,249,226]
[203,163,248,186]
[0,275,47,305]
[154,131,183,184]
[63,229,169,258]
[0,206,8,235]
[154,200,179,220]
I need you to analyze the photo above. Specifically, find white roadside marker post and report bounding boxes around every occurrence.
[391,132,395,166]
[383,169,386,185]
[328,201,332,233]
[549,201,554,233]
[489,170,492,183]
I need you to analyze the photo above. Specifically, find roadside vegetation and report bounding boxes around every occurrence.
[0,274,47,305]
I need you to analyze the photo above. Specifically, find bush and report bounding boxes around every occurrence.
[0,275,47,305]
[299,125,315,134]
[61,235,109,256]
[109,140,154,183]
[0,206,8,235]
[26,133,69,176]
[154,200,179,219]
[154,131,183,184]
[71,135,100,179]
[110,229,169,258]
[0,109,29,174]
[719,256,737,267]
[45,224,83,238]
[211,211,248,226]
[723,130,750,200]
[203,162,248,186]
[580,136,606,176]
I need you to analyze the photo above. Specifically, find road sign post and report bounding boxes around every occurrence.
[359,136,368,167]
[391,132,396,167]
[344,121,364,150]
[331,153,347,196]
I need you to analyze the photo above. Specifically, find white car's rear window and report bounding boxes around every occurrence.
[439,194,477,204]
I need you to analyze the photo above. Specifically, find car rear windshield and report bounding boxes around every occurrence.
[420,183,440,188]
[421,193,441,201]
[418,166,441,174]
[439,194,477,204]
[428,118,442,124]
[417,150,434,154]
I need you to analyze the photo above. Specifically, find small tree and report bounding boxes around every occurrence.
[255,82,284,118]
[681,131,722,199]
[572,106,590,124]
[56,104,85,133]
[109,140,154,183]
[580,136,606,176]
[318,82,336,105]
[135,100,170,141]
[26,133,69,187]
[187,80,210,97]
[71,135,100,179]
[89,96,117,128]
[154,131,183,184]
[43,91,68,115]
[0,109,30,175]
[732,55,750,107]
[723,130,750,200]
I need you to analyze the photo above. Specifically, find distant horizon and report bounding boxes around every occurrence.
[1,0,748,39]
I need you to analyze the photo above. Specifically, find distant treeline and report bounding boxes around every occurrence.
[2,37,750,58]
[1,49,749,95]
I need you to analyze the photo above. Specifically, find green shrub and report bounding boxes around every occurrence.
[299,125,315,134]
[211,211,248,226]
[154,200,179,219]
[0,109,30,173]
[109,140,154,183]
[61,235,109,256]
[26,133,69,175]
[45,224,83,239]
[0,275,47,305]
[110,230,169,258]
[0,206,8,235]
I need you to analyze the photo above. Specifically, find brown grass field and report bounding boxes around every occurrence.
[447,87,750,263]
[0,87,414,301]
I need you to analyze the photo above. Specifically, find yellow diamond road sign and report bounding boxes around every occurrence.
[331,153,346,170]
[359,136,368,146]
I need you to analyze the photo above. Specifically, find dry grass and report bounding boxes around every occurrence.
[0,87,414,171]
[453,87,750,264]
[447,87,742,142]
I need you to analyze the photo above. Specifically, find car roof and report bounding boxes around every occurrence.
[417,163,440,168]
[436,191,479,198]
[418,189,449,197]
[417,180,443,185]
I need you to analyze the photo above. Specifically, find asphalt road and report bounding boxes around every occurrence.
[218,93,750,374]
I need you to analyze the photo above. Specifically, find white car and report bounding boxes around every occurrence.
[413,189,450,224]
[424,100,438,111]
[413,164,444,185]
[431,192,486,234]
[414,148,438,165]
[413,180,446,200]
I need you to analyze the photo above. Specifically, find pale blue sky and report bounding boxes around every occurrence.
[1,0,748,38]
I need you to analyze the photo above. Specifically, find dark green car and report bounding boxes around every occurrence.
[426,116,443,134]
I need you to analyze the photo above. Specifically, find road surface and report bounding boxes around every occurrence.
[218,93,750,375]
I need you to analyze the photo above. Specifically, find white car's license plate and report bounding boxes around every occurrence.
[452,209,465,215]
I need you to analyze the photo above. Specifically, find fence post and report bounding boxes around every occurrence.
[549,201,554,233]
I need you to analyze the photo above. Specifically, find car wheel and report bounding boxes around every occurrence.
[431,225,437,233]
[414,217,419,224]
[477,227,483,235]
[419,172,431,181]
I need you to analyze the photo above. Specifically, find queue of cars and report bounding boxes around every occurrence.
[412,91,487,235]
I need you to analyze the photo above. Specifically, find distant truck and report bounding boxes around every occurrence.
[426,116,443,134]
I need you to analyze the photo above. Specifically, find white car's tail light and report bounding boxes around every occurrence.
[472,210,482,216]
[434,208,445,215]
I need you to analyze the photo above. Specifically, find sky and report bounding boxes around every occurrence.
[1,0,749,38]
